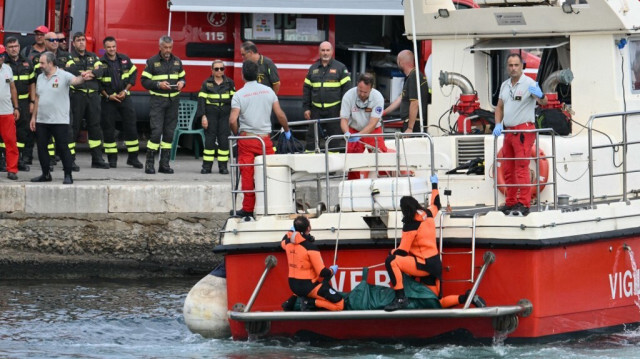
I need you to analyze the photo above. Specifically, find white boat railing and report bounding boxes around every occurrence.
[492,128,558,212]
[323,131,436,211]
[587,110,640,207]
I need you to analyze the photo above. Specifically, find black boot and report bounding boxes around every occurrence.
[23,147,33,165]
[460,290,486,308]
[145,150,156,174]
[31,172,52,182]
[63,171,73,185]
[158,150,174,174]
[107,153,118,168]
[201,161,213,174]
[384,290,410,312]
[18,149,30,172]
[126,152,143,169]
[0,148,6,172]
[218,161,229,174]
[281,295,298,312]
[71,154,80,172]
[90,147,110,169]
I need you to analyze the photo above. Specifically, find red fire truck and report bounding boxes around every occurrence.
[0,0,415,123]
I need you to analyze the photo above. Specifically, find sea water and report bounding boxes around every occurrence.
[1,278,640,359]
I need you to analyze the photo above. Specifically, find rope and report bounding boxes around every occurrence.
[333,134,350,265]
[340,262,386,271]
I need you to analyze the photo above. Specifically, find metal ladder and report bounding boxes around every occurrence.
[437,211,482,283]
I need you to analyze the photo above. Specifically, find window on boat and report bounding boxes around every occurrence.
[467,37,570,106]
[631,39,640,93]
[241,14,328,43]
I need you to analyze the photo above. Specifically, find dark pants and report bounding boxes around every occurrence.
[148,96,179,152]
[70,91,103,149]
[36,123,73,174]
[203,105,231,163]
[16,99,31,150]
[304,106,343,151]
[102,96,139,153]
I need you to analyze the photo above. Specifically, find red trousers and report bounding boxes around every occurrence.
[0,113,18,173]
[502,123,535,207]
[346,126,388,180]
[238,135,274,212]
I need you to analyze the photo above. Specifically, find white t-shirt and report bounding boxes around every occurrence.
[36,68,76,124]
[0,64,15,115]
[339,87,384,131]
[231,81,277,134]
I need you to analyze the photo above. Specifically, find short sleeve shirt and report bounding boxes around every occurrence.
[0,64,14,115]
[340,87,384,131]
[231,81,277,134]
[400,69,429,120]
[36,68,76,124]
[256,55,280,89]
[498,75,537,127]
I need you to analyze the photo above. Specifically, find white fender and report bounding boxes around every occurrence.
[183,274,231,338]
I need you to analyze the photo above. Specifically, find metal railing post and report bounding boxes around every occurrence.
[244,255,277,312]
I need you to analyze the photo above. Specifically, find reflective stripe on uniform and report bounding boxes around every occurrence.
[103,142,118,153]
[147,141,160,151]
[149,90,180,97]
[312,100,341,108]
[160,141,172,150]
[88,139,102,149]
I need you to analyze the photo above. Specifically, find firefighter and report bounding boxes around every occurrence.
[56,32,69,52]
[141,35,186,174]
[384,182,487,311]
[0,44,21,180]
[65,32,109,169]
[383,50,430,133]
[229,60,290,218]
[239,41,280,94]
[99,36,143,169]
[34,32,71,170]
[281,216,344,311]
[196,60,235,174]
[4,36,35,172]
[302,41,351,152]
[21,25,48,62]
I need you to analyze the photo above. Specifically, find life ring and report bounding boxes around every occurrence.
[496,146,548,198]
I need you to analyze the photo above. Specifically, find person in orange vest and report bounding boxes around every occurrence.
[281,216,344,311]
[384,175,487,311]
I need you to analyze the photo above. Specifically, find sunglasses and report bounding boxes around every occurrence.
[46,38,62,42]
[213,67,224,71]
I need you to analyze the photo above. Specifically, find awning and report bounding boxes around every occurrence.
[467,37,569,51]
[168,0,404,16]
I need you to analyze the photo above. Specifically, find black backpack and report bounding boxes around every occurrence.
[536,108,571,136]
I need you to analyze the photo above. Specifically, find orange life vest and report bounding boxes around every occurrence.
[281,231,329,282]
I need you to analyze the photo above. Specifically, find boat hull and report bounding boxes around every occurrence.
[224,234,640,340]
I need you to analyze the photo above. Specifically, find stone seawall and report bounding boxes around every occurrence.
[0,212,229,279]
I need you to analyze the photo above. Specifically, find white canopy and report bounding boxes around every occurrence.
[168,0,404,16]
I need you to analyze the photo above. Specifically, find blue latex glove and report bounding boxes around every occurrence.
[329,264,339,274]
[345,131,360,143]
[430,174,438,184]
[493,122,503,137]
[284,130,292,140]
[528,82,544,98]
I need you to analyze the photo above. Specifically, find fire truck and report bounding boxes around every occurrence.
[0,0,412,122]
